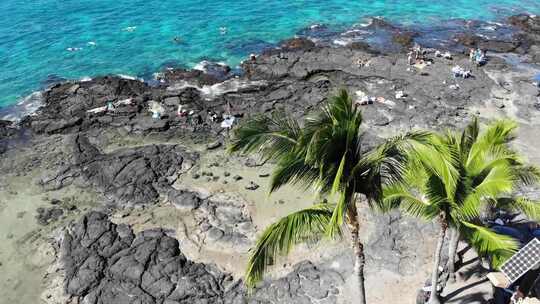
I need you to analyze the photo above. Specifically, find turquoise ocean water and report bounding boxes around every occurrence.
[1,0,540,109]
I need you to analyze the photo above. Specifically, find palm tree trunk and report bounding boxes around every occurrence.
[348,206,367,304]
[429,216,448,304]
[446,228,460,283]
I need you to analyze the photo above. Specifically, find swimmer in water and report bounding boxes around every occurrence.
[173,36,182,43]
[219,27,228,35]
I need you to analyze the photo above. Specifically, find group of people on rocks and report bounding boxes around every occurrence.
[406,44,488,69]
[469,48,487,66]
[407,45,429,65]
[173,103,237,131]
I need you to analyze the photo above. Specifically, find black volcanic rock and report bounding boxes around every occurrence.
[161,68,224,86]
[280,37,316,51]
[28,76,157,135]
[0,120,15,139]
[61,211,241,304]
[347,41,380,54]
[453,33,521,53]
[60,212,347,304]
[508,14,540,61]
[508,14,540,33]
[366,17,398,31]
[392,31,418,48]
[41,134,198,208]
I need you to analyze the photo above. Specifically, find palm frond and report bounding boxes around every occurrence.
[473,164,514,198]
[495,197,540,221]
[513,197,540,221]
[460,116,480,157]
[408,139,459,199]
[245,204,337,288]
[512,165,540,186]
[461,221,518,269]
[382,182,436,218]
[229,111,300,161]
[467,119,517,169]
[331,152,348,194]
[351,130,433,189]
[269,152,320,193]
[327,191,350,239]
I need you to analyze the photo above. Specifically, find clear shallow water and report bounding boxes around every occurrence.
[1,0,540,109]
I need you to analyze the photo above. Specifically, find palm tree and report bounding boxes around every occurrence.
[383,118,540,304]
[229,89,430,304]
[444,119,540,284]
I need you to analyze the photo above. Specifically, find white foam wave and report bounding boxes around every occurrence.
[193,60,228,73]
[167,78,266,100]
[342,29,369,35]
[116,74,144,82]
[354,18,374,28]
[333,38,351,46]
[481,25,497,31]
[1,91,44,121]
[333,36,364,46]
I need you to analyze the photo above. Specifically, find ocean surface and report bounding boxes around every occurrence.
[1,0,540,111]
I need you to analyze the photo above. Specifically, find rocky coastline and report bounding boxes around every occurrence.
[1,14,540,304]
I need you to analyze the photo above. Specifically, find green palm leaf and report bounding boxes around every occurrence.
[229,111,300,161]
[461,221,518,268]
[245,204,337,288]
[495,197,540,221]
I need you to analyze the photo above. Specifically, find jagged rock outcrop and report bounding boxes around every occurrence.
[0,119,16,154]
[26,76,155,134]
[168,190,256,252]
[61,212,245,304]
[0,119,15,139]
[60,212,346,304]
[41,135,198,208]
[508,14,540,62]
[453,33,521,53]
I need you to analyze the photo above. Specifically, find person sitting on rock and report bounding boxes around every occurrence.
[475,48,487,66]
[106,101,115,112]
[468,48,475,61]
[407,51,414,65]
[177,104,188,117]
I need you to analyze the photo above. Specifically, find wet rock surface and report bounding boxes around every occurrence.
[453,33,521,53]
[0,120,16,139]
[507,14,540,62]
[60,212,346,304]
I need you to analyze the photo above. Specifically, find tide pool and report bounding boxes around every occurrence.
[1,0,540,108]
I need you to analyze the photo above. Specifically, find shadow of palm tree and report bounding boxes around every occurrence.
[445,291,490,304]
[444,278,490,302]
[457,260,491,282]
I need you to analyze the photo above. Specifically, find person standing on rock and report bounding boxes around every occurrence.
[469,48,476,62]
